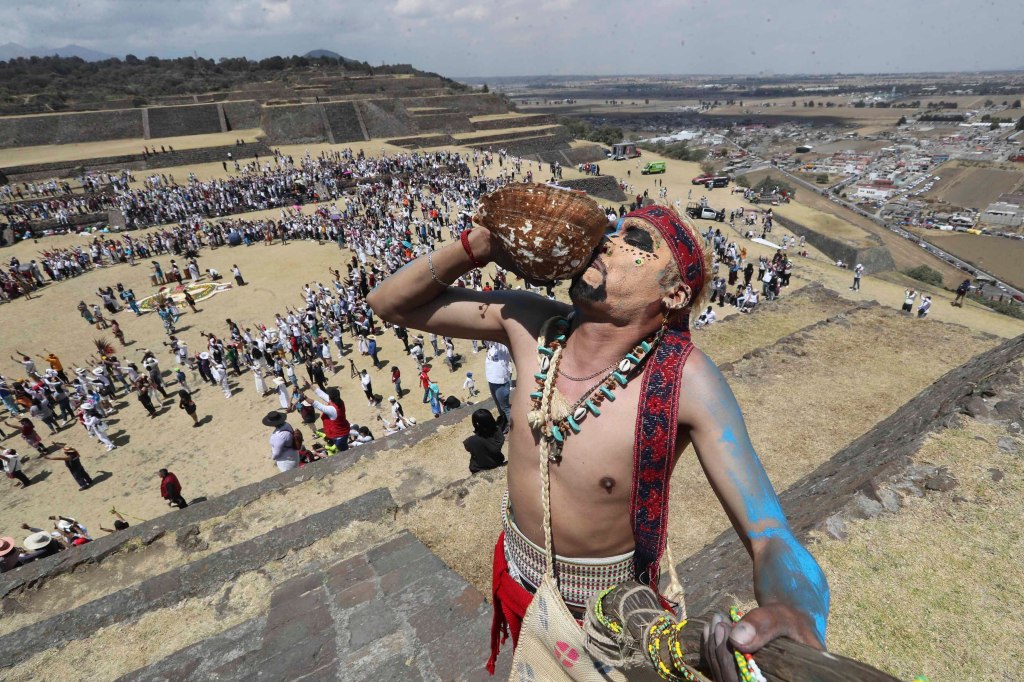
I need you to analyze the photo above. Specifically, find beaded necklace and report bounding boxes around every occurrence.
[527,315,665,463]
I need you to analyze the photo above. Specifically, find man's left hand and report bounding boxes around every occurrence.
[701,604,823,682]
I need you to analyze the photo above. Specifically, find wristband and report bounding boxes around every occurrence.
[461,229,485,269]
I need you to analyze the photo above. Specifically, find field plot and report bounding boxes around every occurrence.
[924,165,1024,210]
[917,230,1024,291]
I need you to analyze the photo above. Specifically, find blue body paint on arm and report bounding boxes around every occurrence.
[709,375,828,643]
[749,527,830,643]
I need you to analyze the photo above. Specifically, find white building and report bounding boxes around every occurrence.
[852,186,892,202]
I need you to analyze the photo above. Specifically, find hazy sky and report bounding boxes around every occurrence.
[4,0,1021,77]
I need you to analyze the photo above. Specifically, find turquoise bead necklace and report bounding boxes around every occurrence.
[527,315,665,463]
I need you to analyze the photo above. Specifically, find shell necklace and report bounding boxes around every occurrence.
[527,315,664,463]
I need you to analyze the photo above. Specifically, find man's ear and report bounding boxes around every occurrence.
[662,283,692,311]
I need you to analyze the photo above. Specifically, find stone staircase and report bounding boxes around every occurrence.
[118,531,502,681]
[0,282,1012,680]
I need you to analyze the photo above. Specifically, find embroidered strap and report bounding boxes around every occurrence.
[630,319,693,588]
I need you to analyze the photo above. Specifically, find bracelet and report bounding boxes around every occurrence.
[730,607,766,682]
[461,229,485,269]
[427,250,449,288]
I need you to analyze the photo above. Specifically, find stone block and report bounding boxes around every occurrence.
[347,598,400,650]
[997,436,1020,454]
[379,554,446,597]
[366,531,428,573]
[326,554,374,591]
[333,580,377,610]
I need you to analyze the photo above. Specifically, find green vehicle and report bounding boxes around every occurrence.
[641,161,666,175]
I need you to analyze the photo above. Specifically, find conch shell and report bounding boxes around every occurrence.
[474,183,610,282]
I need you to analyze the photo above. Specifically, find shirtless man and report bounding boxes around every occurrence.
[368,206,828,678]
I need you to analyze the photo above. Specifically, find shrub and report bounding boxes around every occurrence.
[903,265,944,287]
[968,295,1024,320]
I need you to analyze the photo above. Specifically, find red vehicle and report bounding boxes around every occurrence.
[691,174,730,187]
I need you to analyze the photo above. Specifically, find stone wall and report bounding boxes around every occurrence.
[355,100,415,139]
[401,93,507,116]
[146,104,223,138]
[461,126,565,146]
[0,108,144,148]
[471,114,555,131]
[678,331,1024,616]
[560,175,627,202]
[323,76,447,96]
[260,103,328,144]
[322,102,368,143]
[221,100,262,131]
[387,134,456,149]
[410,112,473,134]
[471,131,573,158]
[774,214,896,274]
[561,144,610,164]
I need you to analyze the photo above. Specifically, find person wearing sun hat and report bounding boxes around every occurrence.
[0,536,21,573]
[19,531,61,564]
[262,411,299,472]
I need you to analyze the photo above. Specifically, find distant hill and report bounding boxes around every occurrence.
[305,49,343,60]
[0,42,114,62]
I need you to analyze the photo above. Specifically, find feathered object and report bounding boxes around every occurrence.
[94,337,115,358]
[474,183,609,282]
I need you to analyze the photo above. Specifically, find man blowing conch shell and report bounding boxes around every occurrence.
[367,195,828,679]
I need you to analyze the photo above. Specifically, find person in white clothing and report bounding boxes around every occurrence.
[211,362,232,398]
[252,364,268,395]
[484,341,512,428]
[84,411,115,451]
[917,295,932,318]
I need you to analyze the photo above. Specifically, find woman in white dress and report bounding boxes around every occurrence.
[275,378,289,410]
[252,364,267,396]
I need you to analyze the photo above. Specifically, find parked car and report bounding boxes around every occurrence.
[685,202,725,221]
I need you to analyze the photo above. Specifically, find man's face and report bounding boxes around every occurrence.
[569,217,680,319]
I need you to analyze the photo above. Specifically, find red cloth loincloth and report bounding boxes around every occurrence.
[487,530,533,675]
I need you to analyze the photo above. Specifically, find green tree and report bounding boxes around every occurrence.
[815,173,829,184]
[481,83,489,93]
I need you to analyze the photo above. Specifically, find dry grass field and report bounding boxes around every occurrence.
[912,230,1024,291]
[815,417,1024,682]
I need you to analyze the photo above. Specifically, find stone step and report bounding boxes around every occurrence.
[116,531,505,681]
[0,403,484,636]
[0,488,398,675]
[695,282,857,365]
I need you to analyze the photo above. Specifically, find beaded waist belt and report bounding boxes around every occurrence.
[501,491,634,609]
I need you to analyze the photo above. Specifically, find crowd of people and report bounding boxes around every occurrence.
[0,147,563,569]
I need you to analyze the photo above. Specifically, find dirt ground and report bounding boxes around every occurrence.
[0,129,263,167]
[0,224,496,542]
